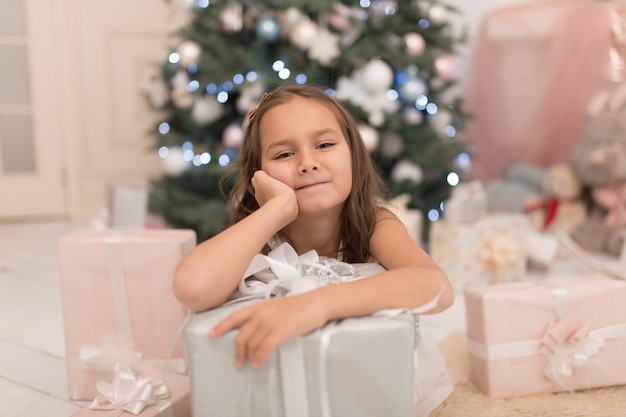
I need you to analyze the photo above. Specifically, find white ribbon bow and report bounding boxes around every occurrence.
[78,345,150,373]
[541,320,606,391]
[89,364,171,416]
[237,242,355,300]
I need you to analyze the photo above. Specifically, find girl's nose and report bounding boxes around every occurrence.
[298,151,320,173]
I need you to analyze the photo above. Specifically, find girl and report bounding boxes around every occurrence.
[174,84,454,413]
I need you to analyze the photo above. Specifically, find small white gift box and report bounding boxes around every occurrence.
[430,213,530,289]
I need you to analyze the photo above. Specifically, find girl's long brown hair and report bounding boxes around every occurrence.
[221,84,388,262]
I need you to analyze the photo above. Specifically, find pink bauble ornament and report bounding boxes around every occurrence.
[221,3,243,32]
[403,32,425,57]
[404,108,424,125]
[222,123,244,149]
[327,3,352,32]
[434,55,454,81]
[428,4,448,25]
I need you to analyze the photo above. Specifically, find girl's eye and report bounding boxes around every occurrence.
[274,152,293,160]
[318,142,334,149]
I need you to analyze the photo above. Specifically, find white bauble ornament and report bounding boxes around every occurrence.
[177,40,202,68]
[221,3,243,32]
[368,111,385,127]
[404,32,425,57]
[237,82,266,114]
[434,55,455,81]
[392,160,423,184]
[280,7,303,32]
[432,109,453,135]
[222,123,244,149]
[171,70,190,90]
[290,18,318,50]
[308,28,340,66]
[335,76,366,105]
[358,124,380,152]
[380,132,404,158]
[162,146,190,175]
[399,77,427,102]
[256,16,281,43]
[192,96,221,125]
[357,59,394,93]
[428,5,448,25]
[171,88,194,109]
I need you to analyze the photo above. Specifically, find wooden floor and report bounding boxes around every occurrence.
[0,220,91,417]
[2,219,619,417]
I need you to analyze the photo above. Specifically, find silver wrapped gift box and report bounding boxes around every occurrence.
[184,299,417,417]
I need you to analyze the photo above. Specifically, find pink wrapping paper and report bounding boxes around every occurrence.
[465,0,614,182]
[58,229,196,400]
[464,274,626,398]
[70,369,191,417]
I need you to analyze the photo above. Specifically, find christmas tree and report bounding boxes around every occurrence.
[145,0,469,242]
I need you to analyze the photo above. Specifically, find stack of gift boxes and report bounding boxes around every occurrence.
[430,180,559,290]
[431,180,626,398]
[58,180,626,415]
[464,274,626,398]
[58,228,196,416]
[58,229,421,417]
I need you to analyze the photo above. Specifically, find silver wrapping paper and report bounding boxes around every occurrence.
[184,299,415,417]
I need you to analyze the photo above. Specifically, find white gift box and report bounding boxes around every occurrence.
[184,300,416,417]
[443,180,488,224]
[429,213,531,289]
[182,243,451,417]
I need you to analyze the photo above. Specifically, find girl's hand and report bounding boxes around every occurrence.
[209,293,328,368]
[252,170,298,227]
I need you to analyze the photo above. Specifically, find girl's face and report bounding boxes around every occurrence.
[259,96,353,216]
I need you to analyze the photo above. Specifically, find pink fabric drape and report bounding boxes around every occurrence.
[465,0,615,182]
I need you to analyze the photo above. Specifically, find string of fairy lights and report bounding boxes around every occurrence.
[150,0,471,222]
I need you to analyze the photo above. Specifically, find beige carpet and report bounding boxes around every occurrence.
[430,332,626,417]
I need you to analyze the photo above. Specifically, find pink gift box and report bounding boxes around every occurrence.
[58,228,196,400]
[464,274,626,398]
[70,369,191,417]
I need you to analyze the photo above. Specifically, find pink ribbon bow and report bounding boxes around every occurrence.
[89,364,170,416]
[592,183,626,228]
[541,320,605,391]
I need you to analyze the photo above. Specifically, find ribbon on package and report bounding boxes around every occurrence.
[69,231,185,399]
[475,228,524,284]
[89,364,173,417]
[68,231,146,399]
[467,281,626,391]
[230,242,440,417]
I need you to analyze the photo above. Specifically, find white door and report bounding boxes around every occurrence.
[0,0,188,221]
[0,0,65,219]
[57,0,189,218]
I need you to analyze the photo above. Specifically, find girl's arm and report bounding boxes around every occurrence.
[210,209,454,368]
[315,209,455,318]
[173,171,298,312]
